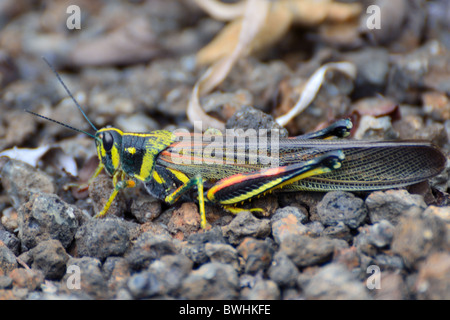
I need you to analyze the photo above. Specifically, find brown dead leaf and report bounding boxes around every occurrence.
[196,0,362,65]
[188,0,268,131]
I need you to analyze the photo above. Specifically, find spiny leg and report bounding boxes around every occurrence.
[207,150,345,208]
[164,174,209,229]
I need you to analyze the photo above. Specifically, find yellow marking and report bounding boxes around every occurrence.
[152,171,165,184]
[167,168,189,184]
[125,147,136,155]
[111,145,120,169]
[216,177,284,205]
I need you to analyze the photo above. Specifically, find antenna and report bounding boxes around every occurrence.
[25,110,96,139]
[41,56,98,132]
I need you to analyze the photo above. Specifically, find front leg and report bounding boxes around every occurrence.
[94,171,136,218]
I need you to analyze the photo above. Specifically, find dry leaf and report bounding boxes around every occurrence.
[196,0,362,65]
[275,61,356,126]
[188,0,268,131]
[193,0,246,21]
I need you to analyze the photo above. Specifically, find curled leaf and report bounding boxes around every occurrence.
[193,0,246,21]
[188,0,269,131]
[275,61,356,127]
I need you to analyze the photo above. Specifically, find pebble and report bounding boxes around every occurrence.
[9,268,44,291]
[237,237,274,275]
[391,215,447,268]
[0,244,17,276]
[241,279,280,300]
[179,262,239,300]
[125,231,178,270]
[302,263,370,300]
[279,235,334,268]
[354,220,395,256]
[182,227,227,265]
[102,257,130,292]
[322,222,352,242]
[204,243,239,271]
[221,211,271,245]
[130,196,162,224]
[268,252,299,288]
[18,192,79,250]
[317,191,368,229]
[127,272,162,299]
[373,272,406,300]
[271,206,309,244]
[366,190,427,225]
[415,252,450,300]
[0,275,12,289]
[148,254,193,295]
[75,218,132,261]
[61,257,108,299]
[0,159,55,209]
[0,229,20,256]
[225,105,288,138]
[167,202,201,240]
[29,239,68,280]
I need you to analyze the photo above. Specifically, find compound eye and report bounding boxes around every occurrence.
[102,132,114,152]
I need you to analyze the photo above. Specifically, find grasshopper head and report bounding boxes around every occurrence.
[95,128,124,176]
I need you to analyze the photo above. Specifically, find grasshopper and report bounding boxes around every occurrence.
[27,60,447,229]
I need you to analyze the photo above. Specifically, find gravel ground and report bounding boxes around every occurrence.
[0,0,449,300]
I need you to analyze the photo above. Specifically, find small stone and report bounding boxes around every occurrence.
[422,91,450,122]
[204,243,239,271]
[279,235,334,268]
[167,202,201,240]
[366,190,427,225]
[61,257,108,299]
[18,192,79,250]
[241,279,280,300]
[303,263,370,300]
[0,243,17,276]
[130,196,162,223]
[0,229,20,256]
[322,222,352,242]
[222,211,271,245]
[366,220,395,248]
[392,215,447,268]
[0,207,18,233]
[102,257,130,292]
[125,231,177,270]
[0,275,12,289]
[127,272,162,299]
[1,159,55,209]
[237,237,274,274]
[374,272,406,300]
[268,252,299,288]
[148,254,193,295]
[182,227,226,265]
[9,268,44,291]
[179,262,239,299]
[225,105,288,137]
[423,205,450,223]
[30,239,68,280]
[415,252,450,300]
[75,218,131,261]
[271,207,309,244]
[271,206,308,224]
[317,191,368,229]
